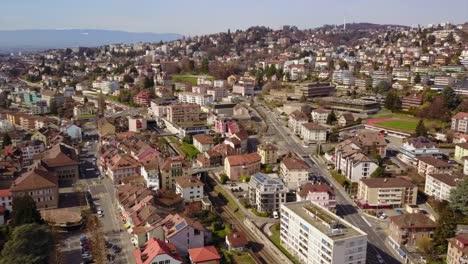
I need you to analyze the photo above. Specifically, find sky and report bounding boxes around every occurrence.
[1,0,467,36]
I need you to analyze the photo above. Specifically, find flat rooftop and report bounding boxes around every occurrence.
[323,97,380,106]
[283,201,366,240]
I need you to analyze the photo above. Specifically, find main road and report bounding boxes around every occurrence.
[254,101,402,264]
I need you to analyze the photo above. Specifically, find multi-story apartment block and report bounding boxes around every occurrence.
[357,178,417,209]
[159,156,192,190]
[288,110,309,135]
[311,108,330,124]
[175,175,204,203]
[451,112,468,134]
[167,103,200,124]
[280,201,367,264]
[232,85,254,96]
[425,173,465,201]
[178,92,214,106]
[248,173,287,213]
[416,156,453,176]
[224,153,261,181]
[300,122,327,143]
[398,137,441,166]
[388,213,436,248]
[447,233,468,264]
[106,154,141,184]
[257,143,278,165]
[280,155,310,189]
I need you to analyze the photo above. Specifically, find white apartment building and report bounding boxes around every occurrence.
[434,76,455,87]
[357,178,418,209]
[451,112,468,134]
[425,173,465,201]
[248,173,287,213]
[280,201,367,264]
[301,123,327,143]
[92,80,120,94]
[141,164,160,190]
[311,108,330,124]
[175,176,204,203]
[178,92,213,106]
[296,183,336,211]
[288,111,309,135]
[280,156,310,189]
[232,85,254,96]
[398,137,441,166]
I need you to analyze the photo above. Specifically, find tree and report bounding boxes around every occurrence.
[11,195,43,227]
[338,60,348,70]
[414,73,421,84]
[370,167,385,178]
[417,237,433,255]
[326,110,337,125]
[182,135,193,144]
[83,96,88,104]
[415,119,428,137]
[0,223,52,264]
[201,58,209,73]
[449,177,468,216]
[384,92,402,112]
[442,87,461,110]
[123,74,134,83]
[432,201,457,253]
[49,101,58,115]
[2,133,11,147]
[374,81,391,94]
[265,165,273,173]
[220,174,229,184]
[142,76,154,88]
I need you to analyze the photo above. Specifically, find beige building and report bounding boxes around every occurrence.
[10,165,59,209]
[35,143,79,187]
[416,156,453,176]
[159,156,192,190]
[280,155,310,189]
[447,233,468,264]
[388,213,436,247]
[167,103,200,124]
[300,122,327,143]
[357,178,417,209]
[224,153,261,181]
[257,143,278,165]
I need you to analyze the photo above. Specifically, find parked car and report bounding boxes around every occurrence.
[273,210,280,219]
[112,245,122,254]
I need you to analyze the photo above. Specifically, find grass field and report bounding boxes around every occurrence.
[232,253,256,264]
[181,142,200,160]
[172,74,214,85]
[370,110,447,130]
[373,120,418,132]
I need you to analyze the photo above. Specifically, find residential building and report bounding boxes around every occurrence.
[452,112,468,134]
[446,233,468,264]
[288,110,309,135]
[401,94,424,110]
[455,143,468,163]
[10,164,59,209]
[175,176,204,203]
[321,97,380,116]
[0,189,12,212]
[357,178,418,209]
[178,92,214,106]
[280,155,310,189]
[300,122,327,143]
[399,137,441,166]
[257,143,278,165]
[133,238,182,264]
[106,154,141,184]
[16,140,45,166]
[338,113,355,127]
[311,108,330,124]
[296,183,336,211]
[193,134,214,152]
[161,214,210,255]
[280,201,367,264]
[224,153,261,181]
[425,173,465,201]
[188,246,221,264]
[35,143,79,187]
[416,156,453,176]
[248,173,287,213]
[167,104,200,124]
[128,116,148,133]
[133,90,153,106]
[159,156,192,190]
[232,85,254,96]
[62,123,82,142]
[141,163,160,190]
[97,118,116,137]
[226,230,248,251]
[388,213,436,248]
[92,80,119,94]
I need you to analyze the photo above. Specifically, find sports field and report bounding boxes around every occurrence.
[366,117,417,132]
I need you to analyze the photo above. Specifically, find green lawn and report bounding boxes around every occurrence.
[172,74,214,85]
[181,142,200,160]
[232,253,256,264]
[370,109,447,130]
[269,224,300,264]
[329,170,351,187]
[374,120,418,132]
[214,185,244,219]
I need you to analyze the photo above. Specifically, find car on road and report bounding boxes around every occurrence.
[376,254,385,263]
[112,245,122,254]
[273,210,280,219]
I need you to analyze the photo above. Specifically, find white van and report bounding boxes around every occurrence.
[273,211,279,219]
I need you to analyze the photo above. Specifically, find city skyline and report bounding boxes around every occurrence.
[1,0,468,36]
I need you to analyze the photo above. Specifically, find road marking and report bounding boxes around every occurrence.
[361,215,372,227]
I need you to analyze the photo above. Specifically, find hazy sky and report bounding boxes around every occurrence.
[1,0,467,35]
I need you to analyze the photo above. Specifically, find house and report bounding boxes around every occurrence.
[454,142,468,163]
[248,173,287,213]
[188,246,221,264]
[133,90,153,106]
[399,137,441,166]
[388,213,437,248]
[425,173,465,201]
[128,117,148,133]
[161,214,210,255]
[257,143,278,165]
[402,94,424,110]
[311,108,330,124]
[226,230,248,251]
[338,113,354,127]
[196,150,223,168]
[417,156,452,176]
[0,189,12,212]
[159,156,192,190]
[133,238,182,264]
[232,85,254,96]
[300,122,327,143]
[175,176,204,203]
[193,134,214,153]
[335,140,379,183]
[97,118,116,137]
[35,143,79,187]
[61,123,82,141]
[446,233,468,264]
[106,154,141,184]
[288,110,309,135]
[10,164,59,209]
[141,163,160,190]
[296,183,336,211]
[280,155,310,189]
[357,178,418,209]
[224,153,261,181]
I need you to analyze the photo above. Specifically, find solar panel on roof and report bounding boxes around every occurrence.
[175,222,186,231]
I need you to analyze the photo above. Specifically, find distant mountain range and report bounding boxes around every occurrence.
[0,29,183,53]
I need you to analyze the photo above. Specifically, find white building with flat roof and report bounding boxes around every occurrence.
[280,201,367,264]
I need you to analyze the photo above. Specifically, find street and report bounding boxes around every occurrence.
[254,101,402,264]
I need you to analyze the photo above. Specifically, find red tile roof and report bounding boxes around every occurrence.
[453,112,468,120]
[226,230,248,248]
[0,189,11,198]
[11,165,58,192]
[226,153,261,166]
[188,246,221,263]
[133,238,181,264]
